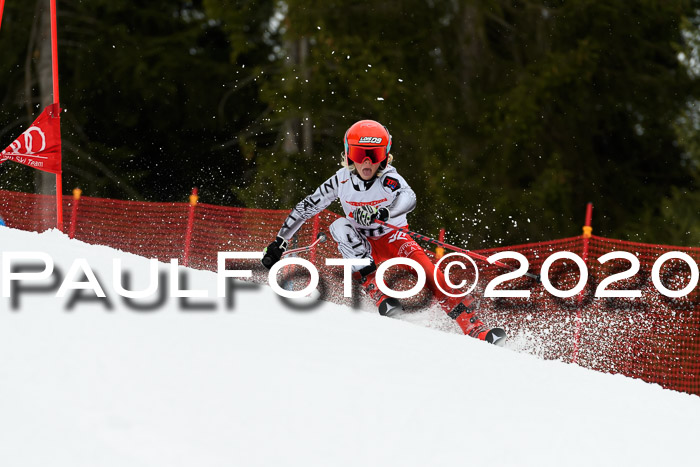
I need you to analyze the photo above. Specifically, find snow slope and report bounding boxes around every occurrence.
[1,226,699,467]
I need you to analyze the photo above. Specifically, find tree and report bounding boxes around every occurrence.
[2,0,276,204]
[239,0,700,247]
[0,0,40,193]
[3,0,698,247]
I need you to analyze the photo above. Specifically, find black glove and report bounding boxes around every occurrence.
[353,205,390,226]
[261,236,288,269]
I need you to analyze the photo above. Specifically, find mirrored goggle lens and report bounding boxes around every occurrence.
[347,146,386,164]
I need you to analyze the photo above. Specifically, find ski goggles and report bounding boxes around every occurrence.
[346,145,387,165]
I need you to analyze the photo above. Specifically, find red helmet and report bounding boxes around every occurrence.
[343,120,392,169]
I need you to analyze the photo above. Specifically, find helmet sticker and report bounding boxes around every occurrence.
[358,136,383,144]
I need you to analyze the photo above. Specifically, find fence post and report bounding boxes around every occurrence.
[68,188,81,239]
[572,202,593,364]
[183,187,198,267]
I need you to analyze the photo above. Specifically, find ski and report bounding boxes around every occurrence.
[485,328,507,347]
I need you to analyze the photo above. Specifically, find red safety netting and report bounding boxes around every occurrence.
[463,236,700,395]
[0,189,60,232]
[1,189,698,395]
[580,236,700,393]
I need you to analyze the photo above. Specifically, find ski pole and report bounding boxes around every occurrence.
[373,219,540,282]
[282,232,327,258]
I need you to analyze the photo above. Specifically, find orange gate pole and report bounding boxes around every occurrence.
[68,188,81,239]
[183,188,198,267]
[572,202,593,364]
[435,228,446,259]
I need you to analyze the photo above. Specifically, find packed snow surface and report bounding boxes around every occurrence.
[1,226,699,467]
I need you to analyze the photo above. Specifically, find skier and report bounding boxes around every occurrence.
[262,119,506,345]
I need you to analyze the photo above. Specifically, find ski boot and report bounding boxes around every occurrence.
[446,300,507,346]
[355,262,403,317]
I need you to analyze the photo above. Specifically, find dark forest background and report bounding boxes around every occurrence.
[1,0,699,247]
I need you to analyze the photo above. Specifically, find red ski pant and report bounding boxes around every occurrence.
[367,229,472,312]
